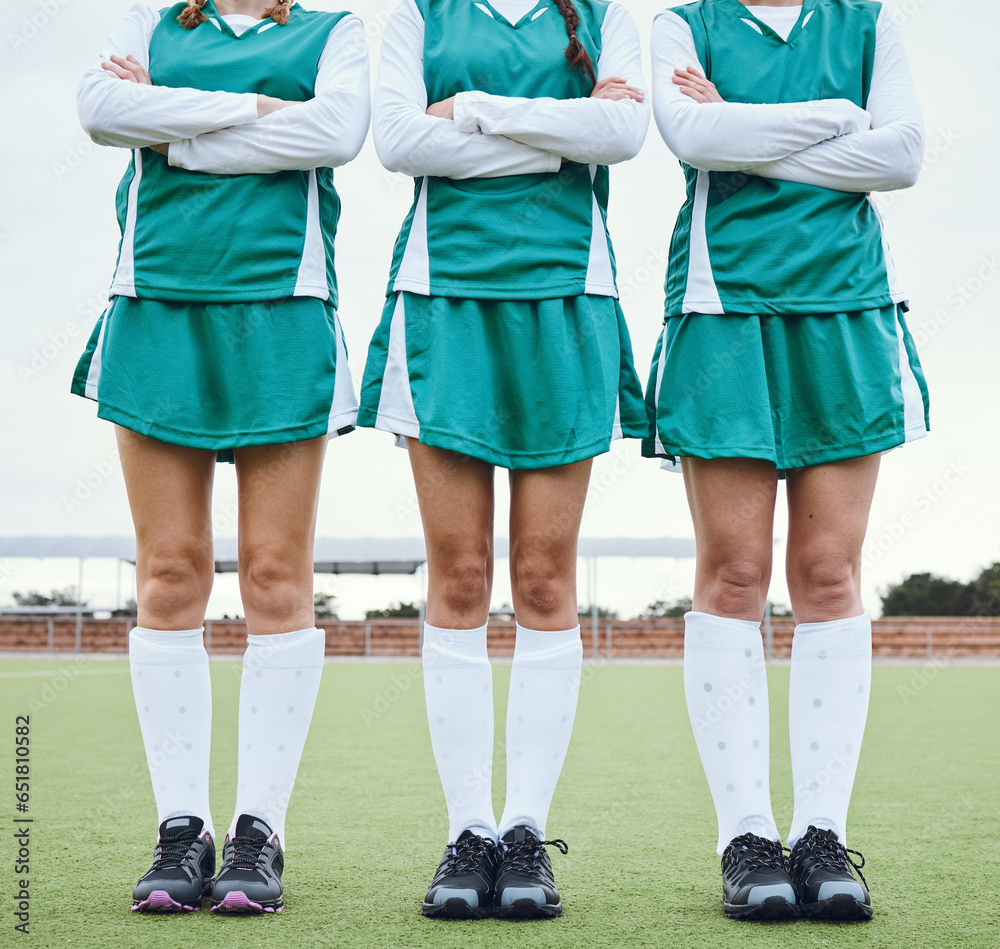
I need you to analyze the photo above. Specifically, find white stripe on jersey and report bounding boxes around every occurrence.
[392,177,431,294]
[681,169,724,315]
[584,164,617,297]
[867,195,908,305]
[110,150,143,297]
[294,169,329,299]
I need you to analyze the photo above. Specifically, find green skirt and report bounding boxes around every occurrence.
[642,305,930,471]
[71,295,358,461]
[357,292,646,469]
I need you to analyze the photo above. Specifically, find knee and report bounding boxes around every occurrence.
[139,546,213,617]
[512,545,572,619]
[788,555,858,617]
[703,558,768,618]
[436,553,491,618]
[240,550,305,612]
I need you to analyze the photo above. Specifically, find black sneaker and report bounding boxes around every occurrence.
[789,825,872,921]
[721,833,797,920]
[210,814,284,914]
[132,816,215,912]
[421,830,499,919]
[494,826,568,919]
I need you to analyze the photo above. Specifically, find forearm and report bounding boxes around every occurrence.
[79,73,259,148]
[451,3,649,165]
[658,99,871,171]
[373,0,559,178]
[651,10,869,170]
[750,123,923,192]
[76,3,257,148]
[745,6,924,192]
[168,15,371,174]
[375,110,560,178]
[452,93,646,166]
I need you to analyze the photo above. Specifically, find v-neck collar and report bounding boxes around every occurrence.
[202,0,276,39]
[476,0,549,30]
[728,0,815,47]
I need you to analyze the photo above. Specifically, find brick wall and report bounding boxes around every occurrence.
[2,615,999,658]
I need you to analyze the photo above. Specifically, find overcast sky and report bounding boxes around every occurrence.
[1,0,997,620]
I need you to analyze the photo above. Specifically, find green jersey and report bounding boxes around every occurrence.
[110,1,348,304]
[664,0,896,316]
[387,0,618,300]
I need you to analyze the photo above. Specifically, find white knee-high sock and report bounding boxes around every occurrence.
[129,627,214,836]
[229,627,324,847]
[498,624,583,839]
[788,613,872,847]
[684,612,779,855]
[421,623,497,842]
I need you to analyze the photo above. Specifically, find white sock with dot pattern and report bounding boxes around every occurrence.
[497,624,583,839]
[421,623,497,842]
[228,627,325,847]
[683,611,780,855]
[787,613,872,848]
[128,626,214,838]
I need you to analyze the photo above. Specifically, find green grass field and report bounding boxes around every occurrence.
[1,657,998,949]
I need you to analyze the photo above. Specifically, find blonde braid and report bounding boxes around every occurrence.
[262,0,292,25]
[178,0,208,29]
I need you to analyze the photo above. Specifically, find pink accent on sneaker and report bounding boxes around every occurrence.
[132,890,200,913]
[211,891,280,914]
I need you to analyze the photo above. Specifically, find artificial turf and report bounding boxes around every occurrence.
[0,657,997,948]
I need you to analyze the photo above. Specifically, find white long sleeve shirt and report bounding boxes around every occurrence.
[373,0,650,179]
[77,3,370,174]
[651,3,923,192]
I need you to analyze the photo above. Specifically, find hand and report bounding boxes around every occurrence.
[591,77,645,102]
[257,94,299,118]
[101,54,152,84]
[148,143,169,156]
[672,66,724,104]
[426,97,456,120]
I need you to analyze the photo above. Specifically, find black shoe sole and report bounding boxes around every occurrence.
[494,898,563,920]
[799,894,872,921]
[421,898,491,920]
[724,895,798,921]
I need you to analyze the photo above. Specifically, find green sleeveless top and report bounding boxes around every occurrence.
[111,1,349,304]
[387,0,620,300]
[664,0,894,317]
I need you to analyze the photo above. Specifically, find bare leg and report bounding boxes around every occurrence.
[508,459,593,631]
[784,454,881,623]
[784,455,880,861]
[682,457,779,622]
[225,436,329,852]
[408,439,495,628]
[233,436,328,635]
[679,456,783,857]
[115,426,216,847]
[409,440,497,844]
[495,459,591,844]
[116,425,216,629]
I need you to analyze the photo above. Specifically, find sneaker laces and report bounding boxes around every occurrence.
[722,834,788,874]
[791,827,868,888]
[444,835,495,873]
[501,833,569,873]
[232,835,267,870]
[154,830,199,868]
